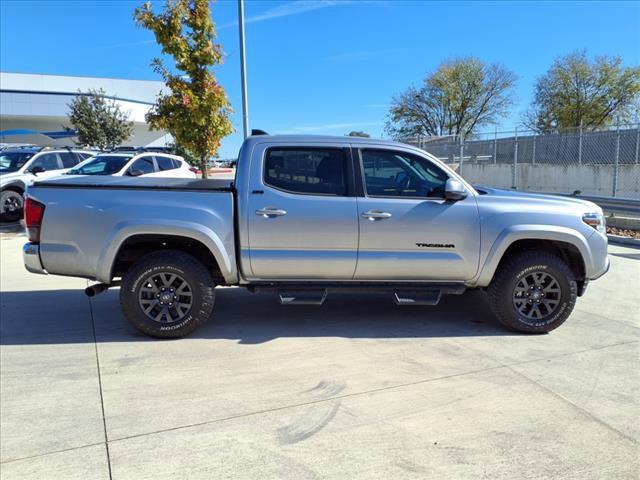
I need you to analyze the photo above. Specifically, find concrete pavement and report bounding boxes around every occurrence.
[0,233,638,479]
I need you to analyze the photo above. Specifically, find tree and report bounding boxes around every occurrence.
[67,89,134,150]
[134,0,233,178]
[525,51,640,133]
[169,141,200,166]
[347,131,370,138]
[385,57,516,140]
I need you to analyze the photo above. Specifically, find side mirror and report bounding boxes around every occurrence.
[128,169,144,177]
[30,166,45,175]
[444,178,467,201]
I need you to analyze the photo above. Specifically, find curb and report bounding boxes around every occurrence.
[607,234,640,247]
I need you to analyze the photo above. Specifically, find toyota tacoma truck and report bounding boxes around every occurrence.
[22,133,609,338]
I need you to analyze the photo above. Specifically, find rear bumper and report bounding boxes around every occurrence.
[23,243,47,275]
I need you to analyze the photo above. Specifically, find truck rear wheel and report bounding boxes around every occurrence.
[487,251,577,333]
[120,250,215,338]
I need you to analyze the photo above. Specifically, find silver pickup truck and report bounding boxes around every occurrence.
[23,133,609,338]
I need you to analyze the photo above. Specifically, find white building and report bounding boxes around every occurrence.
[0,72,170,147]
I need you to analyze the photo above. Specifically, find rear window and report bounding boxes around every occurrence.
[60,152,80,168]
[264,148,346,196]
[129,157,155,175]
[156,156,178,171]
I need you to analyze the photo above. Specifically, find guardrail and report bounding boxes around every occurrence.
[555,193,640,218]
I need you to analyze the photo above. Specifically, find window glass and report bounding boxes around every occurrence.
[60,152,80,168]
[361,149,448,198]
[129,156,155,175]
[156,156,177,171]
[264,148,346,195]
[0,152,33,173]
[68,155,131,175]
[29,153,60,172]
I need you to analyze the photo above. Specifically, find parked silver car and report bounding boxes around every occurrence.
[23,133,609,338]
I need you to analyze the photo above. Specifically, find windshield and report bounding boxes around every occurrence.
[68,155,131,175]
[0,152,34,173]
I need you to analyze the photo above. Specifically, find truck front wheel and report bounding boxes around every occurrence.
[487,251,577,333]
[120,250,215,338]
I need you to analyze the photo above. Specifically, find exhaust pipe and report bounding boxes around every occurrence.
[85,281,120,297]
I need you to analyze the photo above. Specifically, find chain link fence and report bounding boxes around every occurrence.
[404,124,640,199]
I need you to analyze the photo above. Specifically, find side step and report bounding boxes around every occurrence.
[278,289,328,305]
[249,282,467,307]
[393,290,441,306]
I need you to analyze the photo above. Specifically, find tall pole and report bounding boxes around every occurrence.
[238,0,249,138]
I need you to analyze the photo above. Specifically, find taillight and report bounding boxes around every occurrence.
[189,167,198,173]
[24,197,45,243]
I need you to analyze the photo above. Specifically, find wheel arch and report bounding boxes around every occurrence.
[1,181,26,194]
[476,226,591,287]
[97,221,237,285]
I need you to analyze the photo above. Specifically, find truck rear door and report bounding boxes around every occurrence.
[246,144,358,279]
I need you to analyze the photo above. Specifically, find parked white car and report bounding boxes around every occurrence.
[67,152,196,179]
[0,146,95,221]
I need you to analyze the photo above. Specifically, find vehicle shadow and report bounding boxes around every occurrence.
[0,221,24,235]
[0,287,516,346]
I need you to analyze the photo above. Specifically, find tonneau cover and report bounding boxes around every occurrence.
[33,175,234,191]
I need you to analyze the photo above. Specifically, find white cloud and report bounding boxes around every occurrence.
[219,0,381,29]
[288,121,382,133]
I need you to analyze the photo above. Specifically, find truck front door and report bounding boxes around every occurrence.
[246,145,358,279]
[354,147,481,281]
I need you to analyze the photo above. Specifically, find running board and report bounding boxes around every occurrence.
[278,289,328,305]
[393,290,441,306]
[248,282,466,306]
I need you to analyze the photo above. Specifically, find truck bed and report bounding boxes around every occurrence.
[27,175,237,284]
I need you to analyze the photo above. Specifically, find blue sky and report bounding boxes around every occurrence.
[1,0,639,157]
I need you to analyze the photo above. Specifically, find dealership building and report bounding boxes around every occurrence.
[0,71,169,147]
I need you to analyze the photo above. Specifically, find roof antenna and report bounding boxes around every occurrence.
[251,129,268,136]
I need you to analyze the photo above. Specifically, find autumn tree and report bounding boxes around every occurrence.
[525,51,640,133]
[385,57,516,140]
[134,0,233,178]
[67,89,134,150]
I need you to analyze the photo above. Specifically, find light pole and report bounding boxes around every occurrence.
[238,0,249,138]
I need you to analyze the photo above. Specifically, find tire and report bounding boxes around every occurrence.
[487,251,577,334]
[0,188,24,223]
[120,250,215,338]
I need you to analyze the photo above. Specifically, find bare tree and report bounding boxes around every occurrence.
[525,51,640,132]
[386,57,516,140]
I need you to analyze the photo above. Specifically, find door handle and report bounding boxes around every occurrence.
[256,207,287,218]
[361,210,392,221]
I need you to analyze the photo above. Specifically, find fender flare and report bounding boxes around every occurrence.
[473,224,593,287]
[1,180,27,192]
[95,219,236,284]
